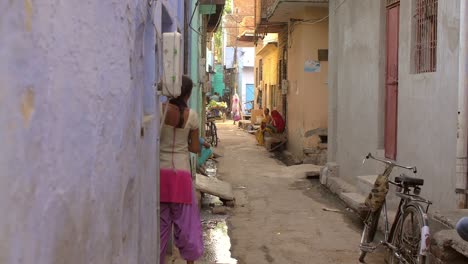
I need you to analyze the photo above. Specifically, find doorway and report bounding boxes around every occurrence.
[384,1,400,160]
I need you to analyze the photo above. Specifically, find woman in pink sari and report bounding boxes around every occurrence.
[231,93,241,124]
[160,76,203,264]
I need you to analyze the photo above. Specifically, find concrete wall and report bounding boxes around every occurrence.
[286,7,329,159]
[255,42,279,111]
[328,0,386,181]
[397,0,460,209]
[0,0,183,262]
[241,67,255,112]
[237,47,255,107]
[189,0,203,126]
[328,0,461,210]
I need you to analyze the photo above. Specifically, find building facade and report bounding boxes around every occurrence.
[255,0,329,158]
[222,0,256,110]
[328,0,466,211]
[255,34,280,113]
[0,0,211,263]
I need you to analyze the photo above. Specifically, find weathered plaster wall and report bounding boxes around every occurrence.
[255,43,279,111]
[328,0,461,210]
[241,67,255,112]
[286,7,329,159]
[0,0,179,262]
[328,0,386,182]
[189,0,203,126]
[238,47,255,107]
[397,0,460,209]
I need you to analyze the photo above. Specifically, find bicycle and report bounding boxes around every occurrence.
[205,113,218,147]
[359,153,432,264]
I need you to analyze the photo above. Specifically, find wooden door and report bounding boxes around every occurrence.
[385,3,400,160]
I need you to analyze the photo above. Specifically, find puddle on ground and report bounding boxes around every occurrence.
[200,194,238,264]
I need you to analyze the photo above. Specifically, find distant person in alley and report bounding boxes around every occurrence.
[159,76,203,264]
[210,92,220,102]
[232,93,241,125]
[256,109,285,146]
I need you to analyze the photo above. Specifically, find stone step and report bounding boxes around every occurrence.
[339,192,368,216]
[356,175,378,194]
[432,229,468,262]
[326,176,358,195]
[434,209,468,229]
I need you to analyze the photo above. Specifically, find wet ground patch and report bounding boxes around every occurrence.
[200,194,238,264]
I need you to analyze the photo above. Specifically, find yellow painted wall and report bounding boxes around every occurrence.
[286,7,329,158]
[254,37,279,112]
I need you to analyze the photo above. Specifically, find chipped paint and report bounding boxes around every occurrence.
[20,88,34,126]
[24,0,33,32]
[0,0,186,263]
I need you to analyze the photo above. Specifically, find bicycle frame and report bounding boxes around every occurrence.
[361,153,431,263]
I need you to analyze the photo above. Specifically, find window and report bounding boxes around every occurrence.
[259,59,263,81]
[412,0,438,73]
[278,60,282,88]
[270,85,277,108]
[255,67,258,86]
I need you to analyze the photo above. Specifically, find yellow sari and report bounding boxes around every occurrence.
[255,115,273,146]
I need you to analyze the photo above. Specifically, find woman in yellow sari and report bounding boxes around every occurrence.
[255,108,272,146]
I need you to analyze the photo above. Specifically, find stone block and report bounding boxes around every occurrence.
[325,162,339,178]
[303,147,321,155]
[212,206,229,215]
[432,229,468,262]
[318,143,328,150]
[339,192,368,216]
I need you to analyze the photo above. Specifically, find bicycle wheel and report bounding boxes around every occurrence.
[388,204,428,264]
[359,208,382,263]
[205,122,213,145]
[210,122,218,147]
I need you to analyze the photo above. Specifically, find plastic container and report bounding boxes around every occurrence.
[205,160,217,177]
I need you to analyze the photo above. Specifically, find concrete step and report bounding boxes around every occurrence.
[431,229,468,263]
[339,192,368,216]
[325,176,358,195]
[434,209,468,229]
[356,175,378,195]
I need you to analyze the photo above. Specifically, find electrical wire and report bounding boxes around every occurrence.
[288,0,348,48]
[300,0,348,25]
[188,1,203,35]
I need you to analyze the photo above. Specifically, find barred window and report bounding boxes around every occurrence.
[412,0,438,73]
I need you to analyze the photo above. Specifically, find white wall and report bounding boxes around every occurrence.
[241,67,255,112]
[241,48,255,67]
[397,0,460,209]
[328,0,386,182]
[0,1,161,263]
[329,0,461,210]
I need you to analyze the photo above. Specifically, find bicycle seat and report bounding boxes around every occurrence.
[395,174,424,186]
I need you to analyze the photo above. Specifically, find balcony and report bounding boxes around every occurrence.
[258,0,328,25]
[200,0,226,32]
[255,0,287,34]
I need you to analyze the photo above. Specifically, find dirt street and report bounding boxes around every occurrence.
[213,123,385,264]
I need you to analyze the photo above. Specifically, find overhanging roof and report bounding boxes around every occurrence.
[200,0,226,32]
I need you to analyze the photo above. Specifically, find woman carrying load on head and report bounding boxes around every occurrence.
[159,75,203,264]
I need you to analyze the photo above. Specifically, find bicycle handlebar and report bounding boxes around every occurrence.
[363,153,418,173]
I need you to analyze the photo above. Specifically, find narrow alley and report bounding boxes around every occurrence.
[197,123,386,264]
[4,0,468,263]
